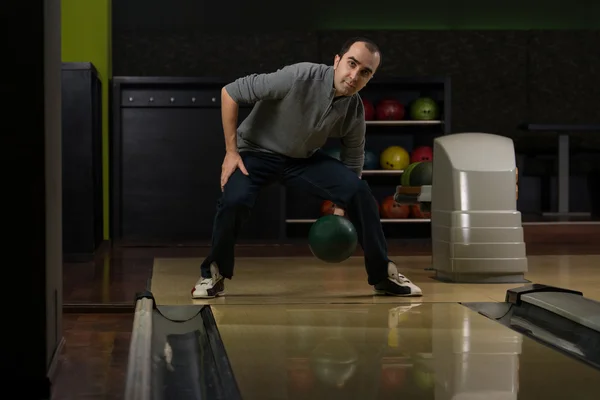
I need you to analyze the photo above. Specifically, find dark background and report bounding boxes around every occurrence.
[111,1,600,150]
[69,1,600,247]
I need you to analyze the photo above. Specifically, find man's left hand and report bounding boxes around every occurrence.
[333,206,345,216]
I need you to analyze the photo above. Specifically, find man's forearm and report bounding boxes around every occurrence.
[341,121,366,176]
[221,87,239,153]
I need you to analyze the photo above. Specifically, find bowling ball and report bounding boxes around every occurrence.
[411,204,431,219]
[380,196,410,219]
[363,98,375,120]
[376,99,405,120]
[320,200,336,216]
[410,146,433,163]
[287,358,314,390]
[308,215,358,263]
[380,146,410,170]
[408,161,433,186]
[412,367,435,390]
[381,365,407,390]
[363,150,379,170]
[401,162,421,186]
[310,338,358,388]
[324,148,341,160]
[409,97,439,120]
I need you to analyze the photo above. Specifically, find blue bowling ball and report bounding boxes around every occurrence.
[363,150,379,170]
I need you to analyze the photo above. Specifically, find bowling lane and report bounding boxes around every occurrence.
[151,256,502,305]
[212,302,600,400]
[151,255,600,307]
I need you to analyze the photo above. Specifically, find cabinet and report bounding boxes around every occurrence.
[284,77,451,240]
[62,62,104,260]
[110,77,284,245]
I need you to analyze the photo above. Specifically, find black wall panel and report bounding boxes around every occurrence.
[112,80,283,244]
[112,31,320,79]
[527,31,600,151]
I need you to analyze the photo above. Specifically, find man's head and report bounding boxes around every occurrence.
[333,37,381,97]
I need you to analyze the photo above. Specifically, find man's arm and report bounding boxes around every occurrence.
[224,64,298,105]
[340,119,366,176]
[221,64,298,153]
[221,87,240,153]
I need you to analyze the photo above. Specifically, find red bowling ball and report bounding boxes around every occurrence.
[410,146,433,163]
[376,99,405,120]
[363,98,375,120]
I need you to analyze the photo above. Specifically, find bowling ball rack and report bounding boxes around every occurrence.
[394,185,432,213]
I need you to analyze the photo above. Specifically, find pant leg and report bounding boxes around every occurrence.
[282,150,390,285]
[201,151,284,279]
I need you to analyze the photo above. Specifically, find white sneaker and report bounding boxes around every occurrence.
[374,262,423,297]
[191,263,225,299]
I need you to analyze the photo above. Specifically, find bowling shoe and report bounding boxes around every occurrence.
[374,262,423,297]
[192,262,225,299]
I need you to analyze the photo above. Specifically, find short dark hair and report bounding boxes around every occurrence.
[338,37,382,68]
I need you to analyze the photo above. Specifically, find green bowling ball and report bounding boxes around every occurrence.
[308,215,358,263]
[401,162,422,186]
[408,161,433,186]
[310,337,358,388]
[410,97,439,120]
[413,367,435,390]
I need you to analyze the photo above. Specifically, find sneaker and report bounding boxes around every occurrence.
[191,262,225,299]
[374,262,423,297]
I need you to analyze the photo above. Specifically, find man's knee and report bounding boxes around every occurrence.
[222,190,254,210]
[335,176,371,204]
[220,172,256,209]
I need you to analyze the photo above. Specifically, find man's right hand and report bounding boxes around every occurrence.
[221,151,249,191]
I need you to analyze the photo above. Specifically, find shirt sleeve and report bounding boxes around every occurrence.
[224,64,297,104]
[340,119,366,176]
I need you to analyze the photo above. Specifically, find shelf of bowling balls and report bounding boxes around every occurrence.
[361,169,404,175]
[285,218,430,223]
[365,120,443,126]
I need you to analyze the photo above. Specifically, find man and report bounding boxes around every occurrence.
[192,37,423,299]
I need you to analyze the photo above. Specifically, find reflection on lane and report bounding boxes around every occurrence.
[214,303,600,399]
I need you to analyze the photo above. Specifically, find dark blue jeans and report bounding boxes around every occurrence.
[200,150,391,285]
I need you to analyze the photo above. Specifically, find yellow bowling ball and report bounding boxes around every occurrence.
[380,146,410,170]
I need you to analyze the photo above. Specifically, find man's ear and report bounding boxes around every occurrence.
[333,54,340,69]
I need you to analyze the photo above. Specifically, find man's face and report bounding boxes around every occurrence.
[333,41,380,97]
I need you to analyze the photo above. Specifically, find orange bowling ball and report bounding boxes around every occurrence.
[411,204,431,219]
[320,200,345,216]
[380,196,410,219]
[320,200,336,215]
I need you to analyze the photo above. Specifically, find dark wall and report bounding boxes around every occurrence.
[112,28,600,152]
[4,0,62,395]
[112,0,600,31]
[110,2,600,220]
